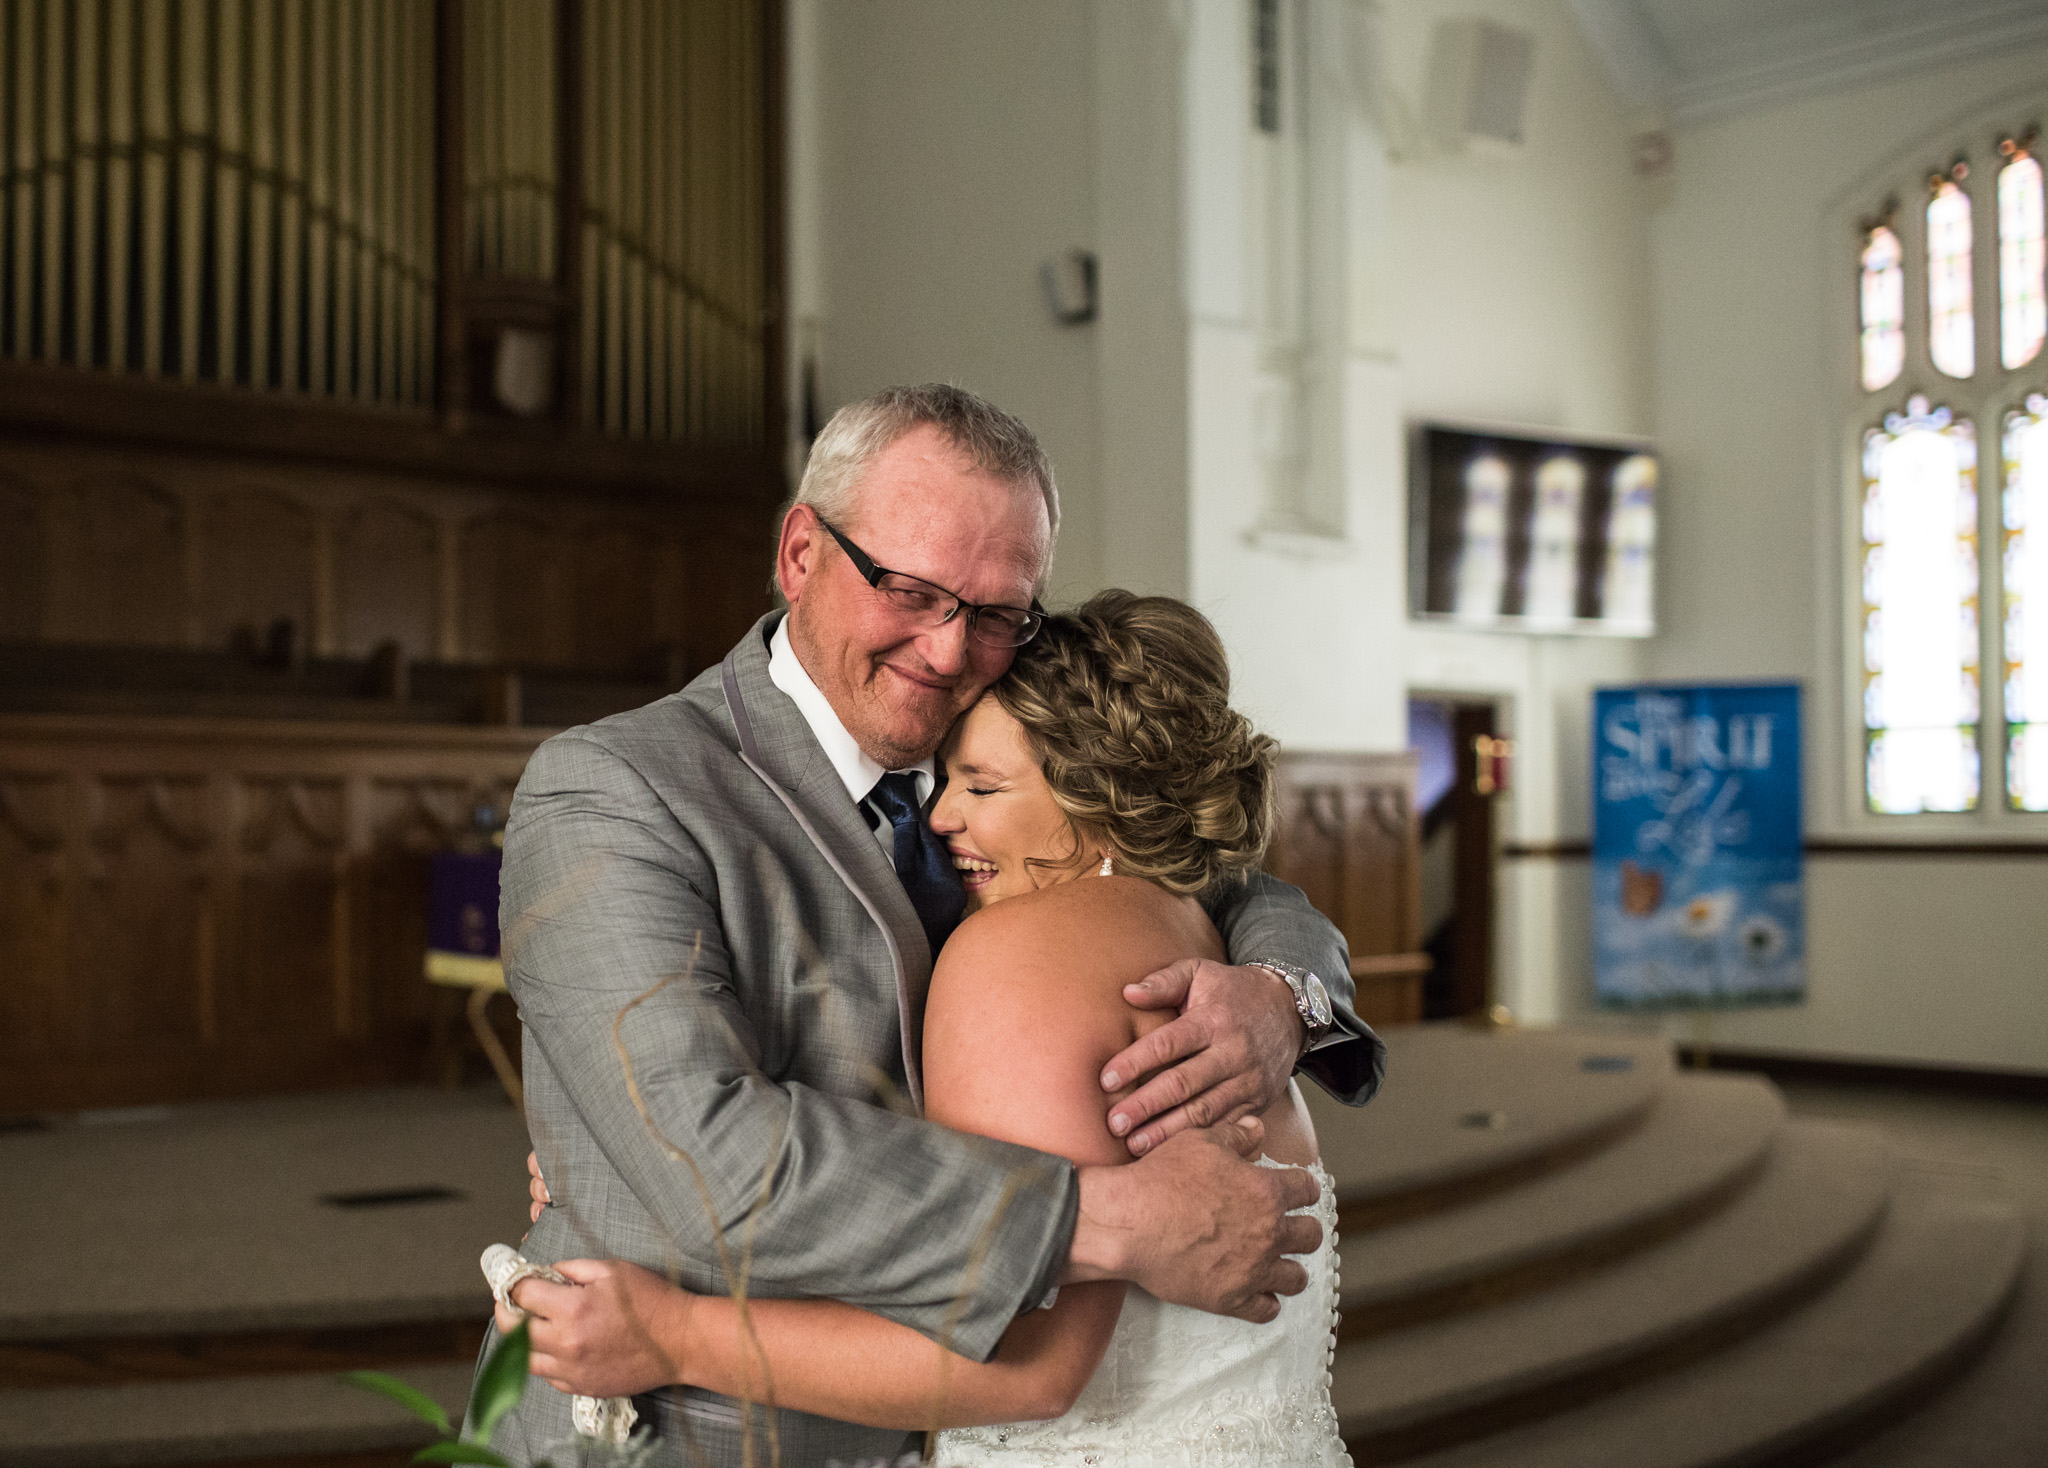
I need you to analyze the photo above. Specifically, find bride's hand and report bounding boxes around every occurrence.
[497,1259,692,1399]
[526,1151,550,1224]
[1100,958,1303,1156]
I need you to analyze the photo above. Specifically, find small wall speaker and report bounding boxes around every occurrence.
[1424,17,1536,156]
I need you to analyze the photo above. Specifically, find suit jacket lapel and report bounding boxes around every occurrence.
[720,614,936,1104]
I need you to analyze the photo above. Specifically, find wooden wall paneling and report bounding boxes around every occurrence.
[0,469,45,638]
[1269,780,1349,934]
[78,773,216,1054]
[337,497,441,659]
[571,519,658,673]
[42,474,186,647]
[0,441,781,685]
[0,772,69,1059]
[434,514,464,661]
[459,510,559,665]
[229,777,350,1043]
[1268,750,1425,1028]
[652,530,691,676]
[199,487,320,653]
[0,715,543,1112]
[680,498,775,675]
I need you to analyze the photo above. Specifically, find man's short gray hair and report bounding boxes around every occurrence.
[791,384,1060,588]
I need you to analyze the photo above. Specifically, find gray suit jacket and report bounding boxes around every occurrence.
[484,612,1383,1467]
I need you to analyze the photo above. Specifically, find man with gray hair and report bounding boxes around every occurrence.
[489,383,1383,1464]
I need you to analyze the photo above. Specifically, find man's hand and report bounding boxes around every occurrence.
[1100,958,1303,1155]
[527,1151,550,1224]
[1066,1117,1322,1323]
[497,1258,688,1399]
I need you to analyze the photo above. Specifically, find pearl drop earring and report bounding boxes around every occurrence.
[1098,853,1115,877]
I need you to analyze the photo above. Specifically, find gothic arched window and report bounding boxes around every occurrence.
[2004,394,2048,808]
[1854,123,2048,821]
[1860,224,1905,392]
[1928,168,1976,380]
[1861,396,1980,814]
[1999,139,2046,372]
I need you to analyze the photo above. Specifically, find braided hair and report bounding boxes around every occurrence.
[991,590,1277,897]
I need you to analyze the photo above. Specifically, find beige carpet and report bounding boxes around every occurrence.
[1775,1079,2047,1467]
[7,1084,533,1339]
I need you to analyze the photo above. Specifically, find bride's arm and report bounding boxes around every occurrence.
[509,900,1141,1428]
[514,1256,1122,1428]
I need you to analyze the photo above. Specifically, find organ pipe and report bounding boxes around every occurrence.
[0,0,434,402]
[573,0,765,445]
[70,0,96,369]
[0,0,766,447]
[106,0,133,372]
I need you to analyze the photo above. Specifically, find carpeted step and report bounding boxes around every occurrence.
[1308,1025,1672,1226]
[1333,1118,1896,1460]
[0,1360,474,1468]
[1339,1072,1785,1333]
[1393,1189,2027,1468]
[2,1087,530,1343]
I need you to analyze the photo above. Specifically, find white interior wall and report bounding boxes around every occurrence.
[784,3,2048,1070]
[1180,0,1656,1023]
[791,0,1107,604]
[1641,42,2048,1073]
[795,0,1661,1029]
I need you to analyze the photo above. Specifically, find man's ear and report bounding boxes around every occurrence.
[775,504,819,606]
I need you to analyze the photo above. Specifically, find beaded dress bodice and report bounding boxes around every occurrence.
[934,1159,1349,1467]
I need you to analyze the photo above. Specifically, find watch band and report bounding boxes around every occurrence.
[1247,958,1334,1050]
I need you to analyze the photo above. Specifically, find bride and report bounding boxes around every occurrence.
[503,591,1349,1466]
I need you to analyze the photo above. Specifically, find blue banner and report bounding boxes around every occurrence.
[1592,683,1805,1008]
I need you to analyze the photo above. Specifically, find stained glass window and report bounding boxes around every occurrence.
[1862,395,1980,813]
[2005,395,2048,809]
[1999,146,2046,371]
[1452,454,1510,621]
[1928,174,1976,379]
[1859,225,1905,392]
[1601,454,1657,632]
[1524,455,1586,626]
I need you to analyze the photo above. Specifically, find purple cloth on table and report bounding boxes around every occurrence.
[429,850,502,956]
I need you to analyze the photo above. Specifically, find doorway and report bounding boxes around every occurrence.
[1407,696,1506,1020]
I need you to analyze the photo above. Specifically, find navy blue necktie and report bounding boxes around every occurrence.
[866,772,967,959]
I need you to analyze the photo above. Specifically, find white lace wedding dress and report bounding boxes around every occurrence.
[935,1159,1350,1467]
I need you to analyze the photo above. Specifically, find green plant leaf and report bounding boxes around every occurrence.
[468,1318,531,1447]
[412,1442,512,1466]
[343,1370,454,1436]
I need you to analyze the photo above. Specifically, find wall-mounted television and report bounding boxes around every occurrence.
[1409,421,1657,637]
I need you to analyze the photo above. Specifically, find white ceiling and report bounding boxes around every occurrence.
[1560,0,2048,124]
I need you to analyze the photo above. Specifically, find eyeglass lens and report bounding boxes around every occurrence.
[873,575,1036,646]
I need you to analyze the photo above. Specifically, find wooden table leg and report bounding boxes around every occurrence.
[466,987,524,1111]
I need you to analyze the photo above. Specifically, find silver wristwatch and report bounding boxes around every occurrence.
[1249,959,1334,1051]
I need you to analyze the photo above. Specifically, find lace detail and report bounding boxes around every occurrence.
[936,1160,1350,1467]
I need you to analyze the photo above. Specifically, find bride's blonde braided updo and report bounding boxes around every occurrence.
[992,590,1277,897]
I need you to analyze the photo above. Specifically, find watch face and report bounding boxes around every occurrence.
[1305,974,1333,1028]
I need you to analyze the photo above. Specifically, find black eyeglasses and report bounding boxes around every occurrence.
[815,515,1044,648]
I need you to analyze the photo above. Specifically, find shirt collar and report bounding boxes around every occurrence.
[768,616,933,808]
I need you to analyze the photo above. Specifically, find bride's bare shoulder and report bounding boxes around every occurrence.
[922,880,1216,1164]
[935,877,1214,989]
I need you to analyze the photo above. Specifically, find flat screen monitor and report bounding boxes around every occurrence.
[1409,421,1657,637]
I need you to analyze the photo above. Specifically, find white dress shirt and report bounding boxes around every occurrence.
[768,616,933,851]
